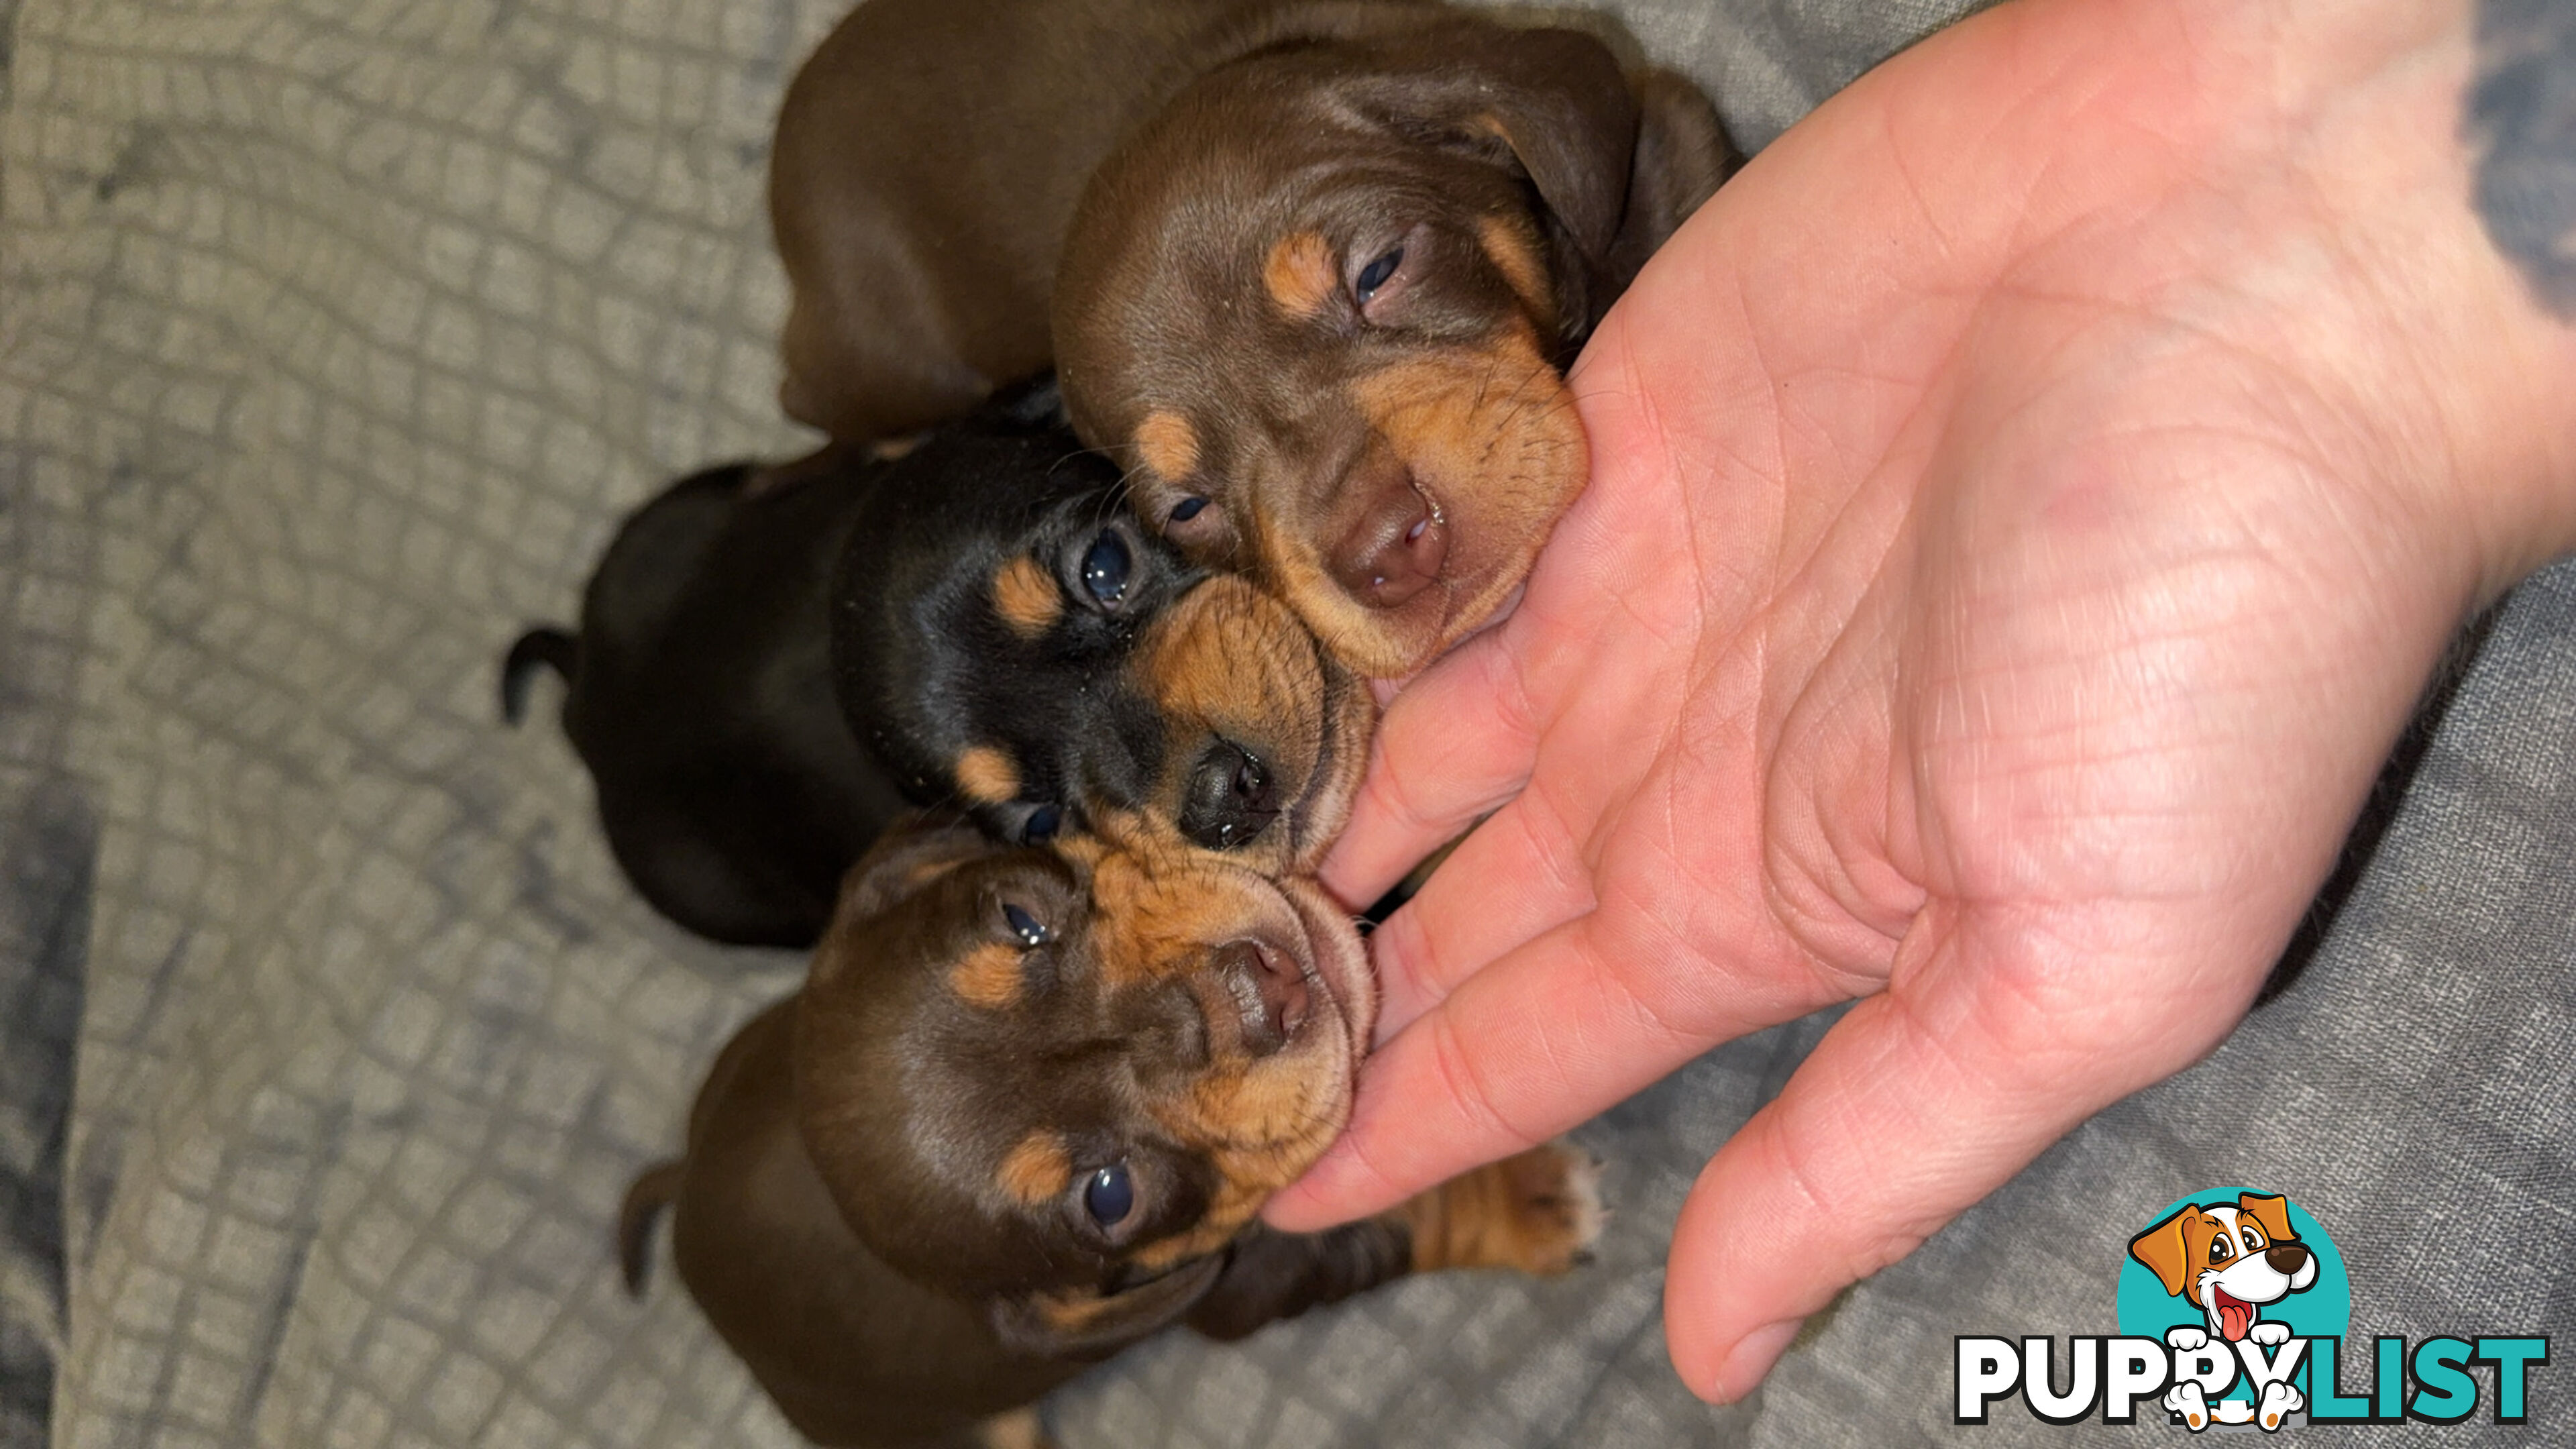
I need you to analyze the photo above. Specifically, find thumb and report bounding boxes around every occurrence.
[1662,902,2261,1402]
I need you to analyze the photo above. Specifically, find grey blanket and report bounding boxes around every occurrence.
[3,0,2567,1444]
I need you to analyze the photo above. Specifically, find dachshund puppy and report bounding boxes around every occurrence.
[504,386,1367,947]
[1052,11,1735,676]
[621,818,1599,1448]
[828,411,1371,867]
[773,1,1729,674]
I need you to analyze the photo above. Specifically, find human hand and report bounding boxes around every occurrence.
[1266,0,2576,1401]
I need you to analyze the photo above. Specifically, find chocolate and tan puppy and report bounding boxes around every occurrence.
[623,818,1598,1448]
[772,0,1731,674]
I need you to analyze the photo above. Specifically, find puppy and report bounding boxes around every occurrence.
[501,449,910,948]
[771,0,1730,673]
[828,398,1371,867]
[2128,1192,2318,1430]
[1050,9,1735,674]
[504,386,1367,947]
[621,818,1600,1448]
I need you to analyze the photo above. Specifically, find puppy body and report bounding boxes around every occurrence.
[772,0,1315,442]
[623,821,1602,1446]
[776,3,1729,675]
[504,453,910,947]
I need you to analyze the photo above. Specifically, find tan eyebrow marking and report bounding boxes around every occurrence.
[949,941,1024,1010]
[997,1131,1071,1206]
[955,746,1020,804]
[1477,212,1552,323]
[991,555,1061,635]
[1132,409,1199,482]
[1262,231,1338,319]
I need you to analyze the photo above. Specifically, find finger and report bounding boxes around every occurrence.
[1662,902,2262,1403]
[1363,785,1591,1041]
[1319,628,1542,910]
[1263,902,1835,1231]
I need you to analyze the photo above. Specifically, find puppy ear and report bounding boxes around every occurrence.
[2237,1193,2298,1245]
[1350,26,1639,270]
[1603,68,1737,290]
[987,1253,1229,1361]
[2127,1204,2200,1298]
[814,812,989,971]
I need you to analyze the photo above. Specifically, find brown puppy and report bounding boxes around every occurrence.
[773,3,1727,676]
[1051,13,1734,675]
[771,0,1281,442]
[623,818,1599,1448]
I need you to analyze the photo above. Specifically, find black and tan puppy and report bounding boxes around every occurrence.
[829,424,1371,868]
[504,386,1368,947]
[772,0,1729,674]
[621,818,1599,1448]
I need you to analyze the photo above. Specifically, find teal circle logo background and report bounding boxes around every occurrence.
[2115,1187,2353,1397]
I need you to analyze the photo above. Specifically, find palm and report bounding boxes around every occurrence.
[1269,0,2527,1401]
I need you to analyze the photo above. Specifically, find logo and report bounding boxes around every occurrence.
[1955,1187,2551,1431]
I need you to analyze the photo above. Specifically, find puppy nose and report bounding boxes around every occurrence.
[2265,1242,2309,1275]
[1216,940,1309,1055]
[1178,740,1279,851]
[1329,466,1446,610]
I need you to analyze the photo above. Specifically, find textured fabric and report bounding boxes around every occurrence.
[4,0,2567,1446]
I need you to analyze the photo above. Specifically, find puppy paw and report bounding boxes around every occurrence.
[2258,1381,2303,1430]
[1400,1141,1603,1276]
[2165,1383,2210,1432]
[2249,1320,2290,1346]
[2165,1326,2210,1351]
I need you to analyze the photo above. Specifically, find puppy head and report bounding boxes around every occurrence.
[2126,1193,2318,1340]
[793,822,1375,1356]
[832,412,1370,871]
[1055,21,1653,676]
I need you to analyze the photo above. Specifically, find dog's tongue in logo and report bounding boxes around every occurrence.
[2213,1288,2255,1342]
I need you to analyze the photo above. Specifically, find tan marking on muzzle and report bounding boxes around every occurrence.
[1252,326,1585,676]
[990,555,1061,636]
[955,746,1020,804]
[1262,231,1338,319]
[1065,835,1258,993]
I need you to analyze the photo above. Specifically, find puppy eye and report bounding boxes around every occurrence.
[1354,247,1403,304]
[1020,806,1061,844]
[2208,1237,2232,1264]
[1083,1163,1134,1227]
[1080,533,1132,608]
[1168,496,1209,524]
[2242,1228,2261,1251]
[1002,903,1050,947]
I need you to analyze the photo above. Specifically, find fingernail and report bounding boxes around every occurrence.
[1709,1318,1803,1403]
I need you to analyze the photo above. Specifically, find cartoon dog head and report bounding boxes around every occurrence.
[2127,1193,2319,1342]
